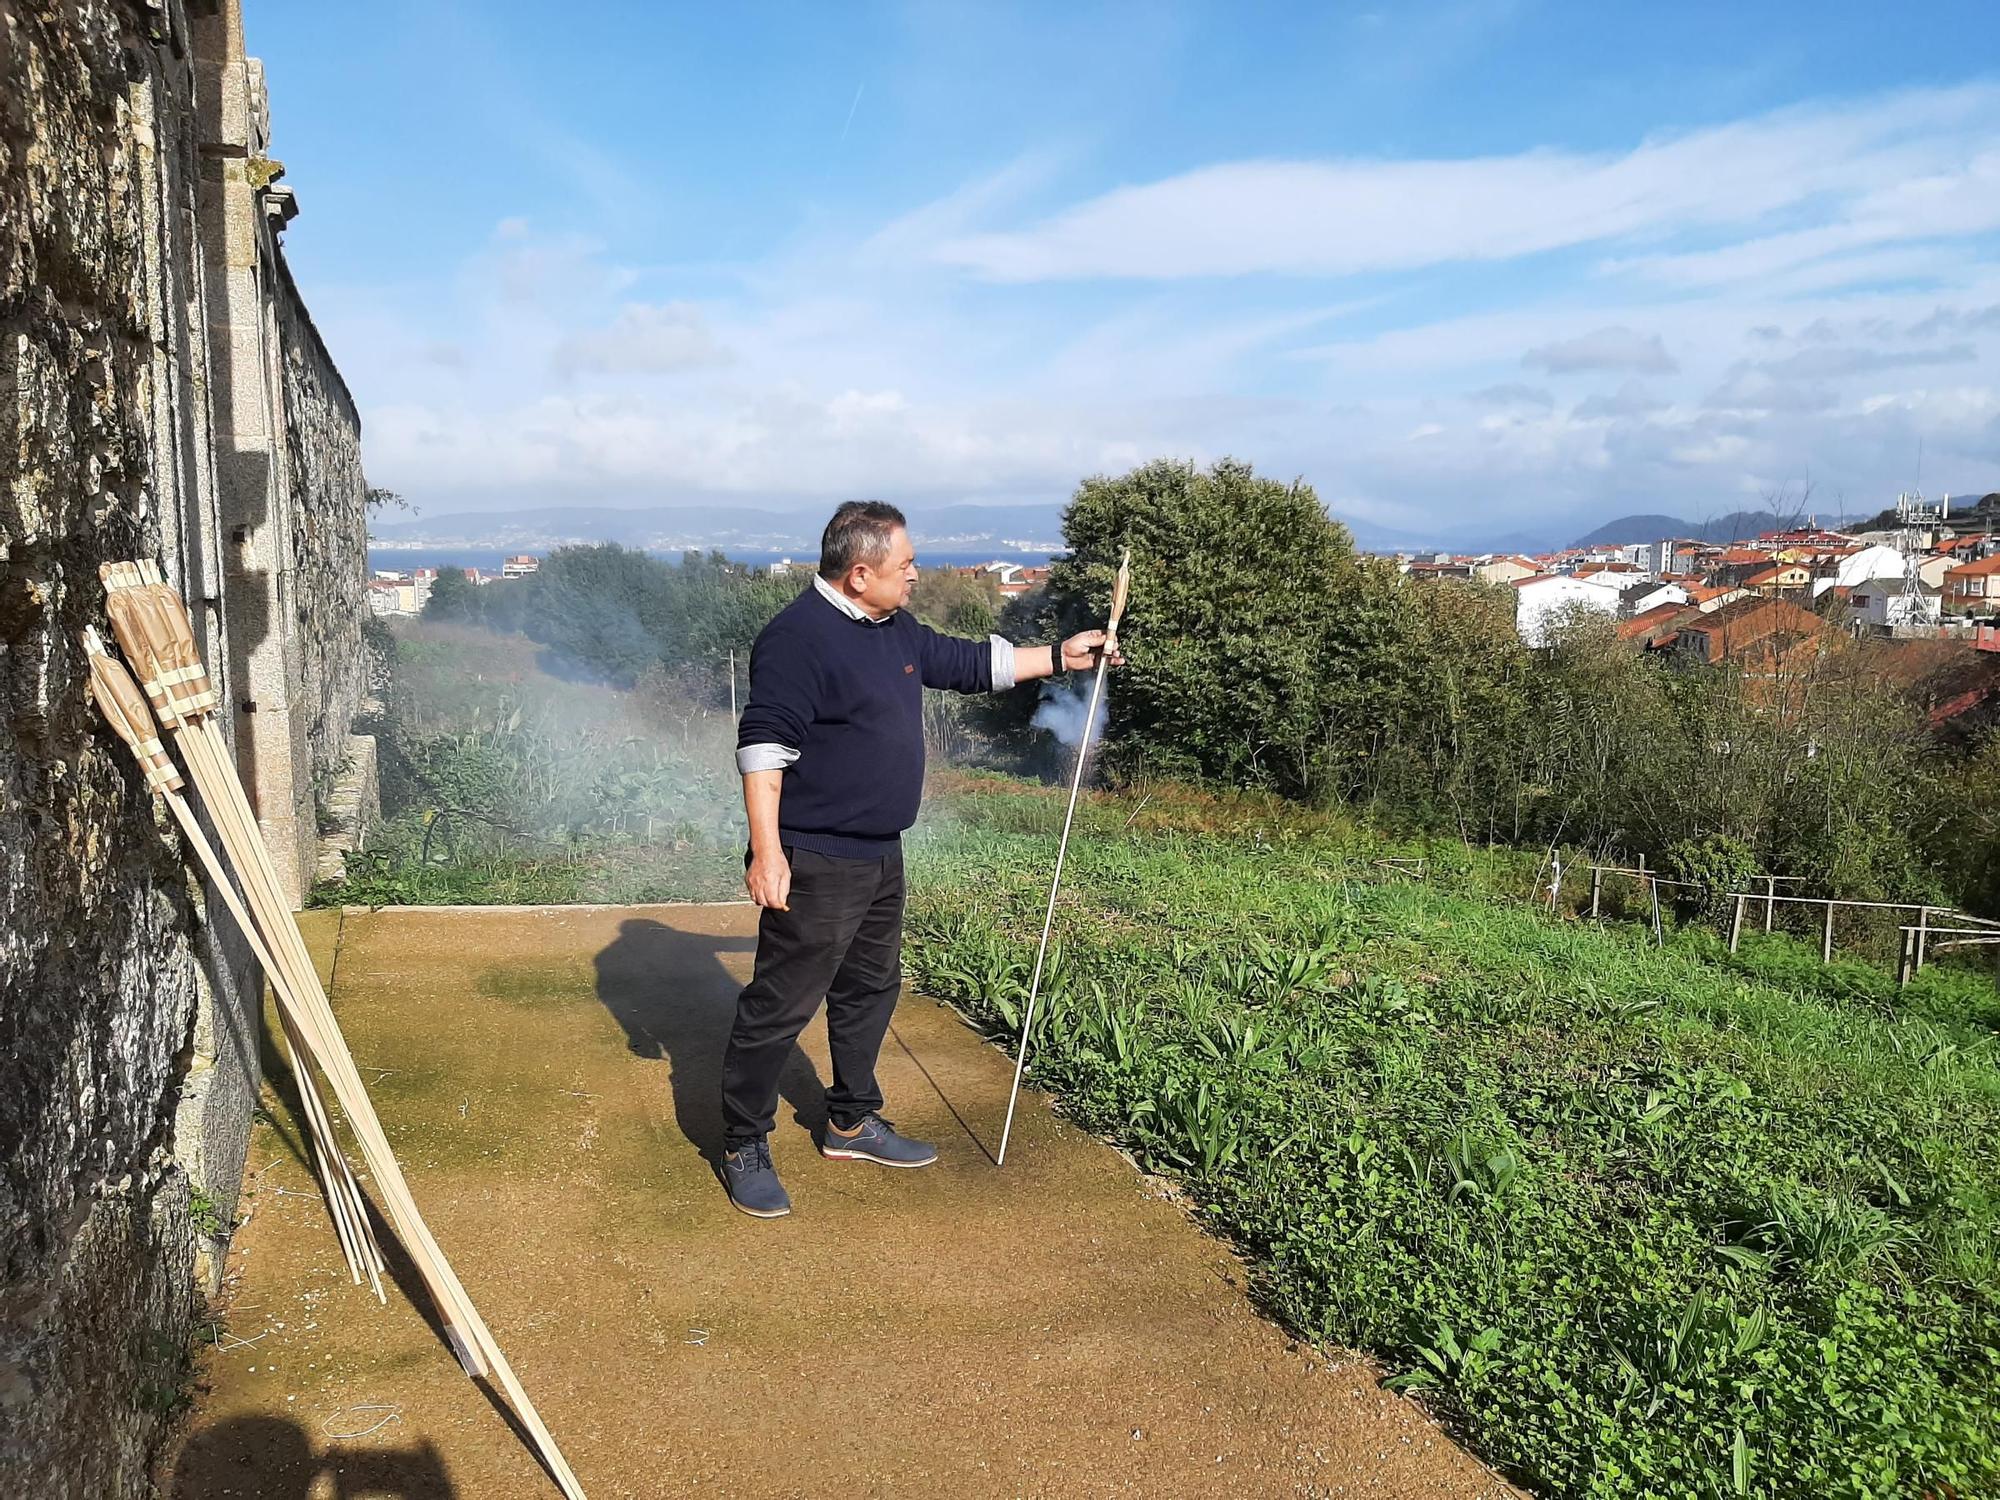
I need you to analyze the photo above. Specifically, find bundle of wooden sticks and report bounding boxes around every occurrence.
[87,560,586,1500]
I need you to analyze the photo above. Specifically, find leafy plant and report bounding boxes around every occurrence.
[903,778,2000,1499]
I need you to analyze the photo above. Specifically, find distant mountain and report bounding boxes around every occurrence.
[1568,510,1797,549]
[369,498,1454,560]
[370,502,1070,558]
[373,497,1912,566]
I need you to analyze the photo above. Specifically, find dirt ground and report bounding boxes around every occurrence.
[159,904,1514,1499]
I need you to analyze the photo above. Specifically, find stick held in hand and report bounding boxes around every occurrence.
[996,549,1130,1167]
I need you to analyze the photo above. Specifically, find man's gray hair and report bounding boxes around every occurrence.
[818,501,908,582]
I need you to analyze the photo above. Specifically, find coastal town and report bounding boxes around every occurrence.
[1391,490,2000,662]
[372,490,2000,665]
[368,552,1055,613]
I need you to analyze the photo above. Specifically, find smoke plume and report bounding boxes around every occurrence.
[1031,676,1108,748]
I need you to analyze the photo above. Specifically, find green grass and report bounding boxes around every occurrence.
[312,837,744,907]
[312,620,749,908]
[905,776,2000,1499]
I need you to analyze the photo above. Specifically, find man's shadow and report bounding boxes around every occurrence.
[593,917,827,1168]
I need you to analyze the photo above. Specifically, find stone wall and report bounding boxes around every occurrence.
[276,254,369,787]
[0,2,369,1492]
[195,2,370,907]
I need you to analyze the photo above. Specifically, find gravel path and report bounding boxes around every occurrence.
[162,904,1514,1499]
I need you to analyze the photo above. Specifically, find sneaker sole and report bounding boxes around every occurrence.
[819,1145,938,1168]
[727,1194,792,1218]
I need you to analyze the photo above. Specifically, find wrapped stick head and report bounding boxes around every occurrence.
[82,630,183,794]
[1106,548,1132,646]
[100,561,217,723]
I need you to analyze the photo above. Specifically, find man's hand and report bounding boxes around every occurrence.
[747,847,792,911]
[1060,629,1125,672]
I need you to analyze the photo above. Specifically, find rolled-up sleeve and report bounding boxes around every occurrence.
[735,742,800,774]
[989,636,1017,691]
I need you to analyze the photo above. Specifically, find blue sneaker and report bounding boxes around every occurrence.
[820,1113,938,1168]
[722,1138,791,1217]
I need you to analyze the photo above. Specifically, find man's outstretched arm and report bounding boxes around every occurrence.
[1009,630,1121,684]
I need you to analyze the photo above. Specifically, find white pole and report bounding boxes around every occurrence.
[996,652,1110,1168]
[997,551,1128,1168]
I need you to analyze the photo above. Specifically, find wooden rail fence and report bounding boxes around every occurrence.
[1569,858,2000,981]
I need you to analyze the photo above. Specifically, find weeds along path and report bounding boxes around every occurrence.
[164,903,1509,1498]
[904,778,2000,1500]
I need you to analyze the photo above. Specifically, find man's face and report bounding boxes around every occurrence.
[851,526,918,615]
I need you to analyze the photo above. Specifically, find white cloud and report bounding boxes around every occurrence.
[1524,327,1678,375]
[925,84,2000,281]
[551,301,731,376]
[327,86,2000,547]
[1759,342,1976,380]
[1574,381,1670,419]
[1473,383,1554,409]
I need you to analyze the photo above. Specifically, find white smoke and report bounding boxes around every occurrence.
[1031,676,1108,748]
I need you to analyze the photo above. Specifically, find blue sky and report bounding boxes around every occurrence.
[259,1,2000,542]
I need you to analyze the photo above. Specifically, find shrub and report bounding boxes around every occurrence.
[1663,833,1760,925]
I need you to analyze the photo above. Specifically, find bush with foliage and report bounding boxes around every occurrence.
[994,458,1986,912]
[1663,833,1762,925]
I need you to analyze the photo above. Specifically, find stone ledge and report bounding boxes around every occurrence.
[313,732,379,887]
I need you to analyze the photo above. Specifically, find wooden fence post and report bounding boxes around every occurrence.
[1649,878,1664,946]
[1763,875,1776,933]
[1821,901,1835,964]
[1916,907,1930,973]
[1898,927,1914,988]
[1590,866,1603,920]
[1729,893,1746,954]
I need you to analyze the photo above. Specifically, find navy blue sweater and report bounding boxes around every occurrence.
[737,586,994,857]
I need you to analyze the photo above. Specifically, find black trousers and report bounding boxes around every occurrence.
[720,845,906,1147]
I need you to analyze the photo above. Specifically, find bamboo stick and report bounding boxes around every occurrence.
[166,789,381,1296]
[997,550,1130,1169]
[98,566,585,1500]
[84,635,381,1294]
[153,688,583,1489]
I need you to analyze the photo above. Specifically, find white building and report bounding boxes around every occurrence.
[1513,574,1623,646]
[368,579,422,617]
[1831,543,1912,589]
[1845,577,1942,629]
[1623,580,1690,617]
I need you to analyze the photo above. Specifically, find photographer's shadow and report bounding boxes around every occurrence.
[593,917,826,1168]
[170,1414,454,1497]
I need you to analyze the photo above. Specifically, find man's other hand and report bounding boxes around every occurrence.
[1060,629,1125,672]
[747,849,792,910]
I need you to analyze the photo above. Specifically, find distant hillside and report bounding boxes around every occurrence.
[369,498,1446,559]
[370,502,1070,557]
[1569,510,1796,549]
[1855,491,2000,533]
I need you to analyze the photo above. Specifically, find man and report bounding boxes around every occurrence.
[721,501,1117,1217]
